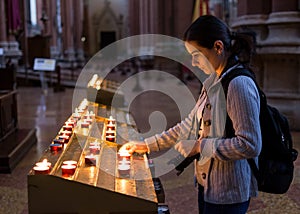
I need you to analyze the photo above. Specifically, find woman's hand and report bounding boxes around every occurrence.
[119,141,148,154]
[174,140,200,157]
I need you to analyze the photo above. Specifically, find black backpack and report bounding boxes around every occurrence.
[221,67,298,194]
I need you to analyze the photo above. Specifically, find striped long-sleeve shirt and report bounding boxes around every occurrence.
[144,65,261,204]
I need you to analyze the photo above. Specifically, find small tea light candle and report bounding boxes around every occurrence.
[81,121,90,128]
[50,143,62,152]
[118,159,130,177]
[108,116,116,124]
[62,160,77,166]
[106,134,115,142]
[59,130,72,136]
[35,159,52,168]
[89,145,100,155]
[77,108,84,114]
[106,128,115,136]
[65,121,75,128]
[72,110,81,120]
[90,141,100,147]
[85,117,93,125]
[53,138,65,144]
[83,111,90,119]
[118,150,131,161]
[85,154,96,165]
[33,166,50,175]
[89,111,95,118]
[106,121,115,131]
[61,164,76,176]
[63,125,73,132]
[58,134,70,143]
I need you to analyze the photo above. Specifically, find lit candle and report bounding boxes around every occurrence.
[50,143,62,152]
[118,159,130,177]
[33,166,50,175]
[58,134,70,143]
[118,150,131,161]
[90,141,100,147]
[106,121,115,131]
[34,159,51,175]
[59,130,72,136]
[72,109,81,120]
[106,135,115,142]
[81,120,90,128]
[105,127,115,142]
[35,159,52,168]
[85,117,93,125]
[83,111,90,119]
[62,160,77,166]
[89,111,95,118]
[62,125,73,132]
[53,138,65,144]
[77,108,84,114]
[65,121,75,128]
[61,164,76,176]
[108,116,116,125]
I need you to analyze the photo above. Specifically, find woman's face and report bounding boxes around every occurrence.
[185,41,224,76]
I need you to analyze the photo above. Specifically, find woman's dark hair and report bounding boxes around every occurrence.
[183,15,256,69]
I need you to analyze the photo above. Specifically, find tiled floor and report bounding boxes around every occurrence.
[0,69,299,213]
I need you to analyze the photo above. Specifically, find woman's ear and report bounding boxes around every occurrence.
[214,40,224,55]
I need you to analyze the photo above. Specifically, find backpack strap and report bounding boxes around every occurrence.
[220,68,262,182]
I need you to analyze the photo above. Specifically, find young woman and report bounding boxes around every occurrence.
[120,15,261,214]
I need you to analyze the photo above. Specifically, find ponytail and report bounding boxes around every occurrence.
[230,29,257,69]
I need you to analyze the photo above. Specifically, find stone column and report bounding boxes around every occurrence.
[263,0,300,46]
[258,0,300,130]
[232,0,271,43]
[61,0,75,62]
[73,0,84,65]
[0,0,8,52]
[49,0,59,58]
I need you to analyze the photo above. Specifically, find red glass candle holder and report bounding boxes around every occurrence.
[107,116,116,125]
[53,138,65,144]
[106,123,116,131]
[62,160,77,166]
[85,155,96,166]
[81,121,90,128]
[65,121,75,128]
[118,163,130,177]
[106,134,115,142]
[89,145,100,155]
[85,118,93,124]
[117,151,131,161]
[59,130,72,136]
[72,113,81,120]
[63,125,73,131]
[33,166,50,175]
[61,165,76,176]
[58,135,70,143]
[50,143,63,152]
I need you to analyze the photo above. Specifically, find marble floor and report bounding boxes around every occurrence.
[0,69,299,213]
